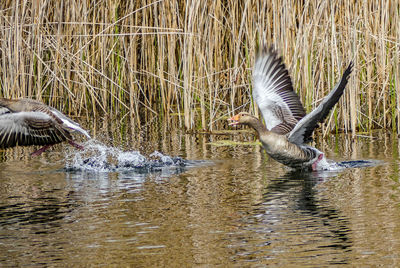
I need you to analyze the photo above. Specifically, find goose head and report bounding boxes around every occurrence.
[228,112,259,126]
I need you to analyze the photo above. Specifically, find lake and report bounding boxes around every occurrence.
[0,128,399,267]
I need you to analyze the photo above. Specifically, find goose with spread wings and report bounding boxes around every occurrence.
[0,98,90,155]
[228,46,353,171]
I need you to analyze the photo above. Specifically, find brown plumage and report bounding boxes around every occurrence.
[0,98,90,155]
[228,112,321,170]
[228,45,353,171]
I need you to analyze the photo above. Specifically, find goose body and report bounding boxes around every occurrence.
[0,98,90,155]
[229,46,353,171]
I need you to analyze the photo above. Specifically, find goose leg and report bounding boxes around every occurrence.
[311,154,325,171]
[68,140,84,150]
[31,145,52,156]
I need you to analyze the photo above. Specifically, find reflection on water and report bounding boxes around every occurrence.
[233,171,352,265]
[0,129,400,267]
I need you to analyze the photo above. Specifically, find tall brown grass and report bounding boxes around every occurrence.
[0,1,399,134]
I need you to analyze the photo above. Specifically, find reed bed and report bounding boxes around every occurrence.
[0,0,399,134]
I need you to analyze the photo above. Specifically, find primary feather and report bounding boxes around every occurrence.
[0,98,90,150]
[252,46,306,134]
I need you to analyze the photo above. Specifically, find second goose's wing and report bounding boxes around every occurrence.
[0,111,71,149]
[49,108,91,138]
[288,62,353,145]
[252,46,306,134]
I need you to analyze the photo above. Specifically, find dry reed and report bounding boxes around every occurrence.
[0,0,399,134]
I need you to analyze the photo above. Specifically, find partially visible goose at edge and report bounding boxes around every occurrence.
[0,98,91,156]
[228,45,353,171]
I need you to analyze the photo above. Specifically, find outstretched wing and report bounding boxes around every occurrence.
[252,46,306,134]
[49,108,91,138]
[288,62,353,145]
[0,111,71,149]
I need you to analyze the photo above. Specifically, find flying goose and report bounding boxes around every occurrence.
[228,46,353,171]
[0,98,90,155]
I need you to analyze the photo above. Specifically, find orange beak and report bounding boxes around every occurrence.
[227,114,240,126]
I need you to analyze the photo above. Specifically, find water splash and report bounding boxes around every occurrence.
[64,140,200,173]
[313,159,383,175]
[336,159,383,169]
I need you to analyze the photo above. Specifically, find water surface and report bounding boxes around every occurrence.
[1,130,400,267]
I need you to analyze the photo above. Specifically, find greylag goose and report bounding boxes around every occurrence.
[0,98,90,155]
[228,46,353,171]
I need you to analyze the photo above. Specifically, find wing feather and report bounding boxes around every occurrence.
[252,46,306,134]
[288,62,353,145]
[0,112,71,149]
